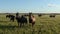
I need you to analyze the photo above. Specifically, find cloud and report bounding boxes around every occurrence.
[48,4,55,7]
[48,3,60,8]
[47,3,60,13]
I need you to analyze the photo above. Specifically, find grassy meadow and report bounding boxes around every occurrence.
[0,13,60,34]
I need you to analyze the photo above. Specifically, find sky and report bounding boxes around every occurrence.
[0,0,60,13]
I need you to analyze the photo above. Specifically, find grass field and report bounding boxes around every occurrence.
[0,14,60,34]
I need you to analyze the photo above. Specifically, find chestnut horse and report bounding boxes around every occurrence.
[29,15,36,27]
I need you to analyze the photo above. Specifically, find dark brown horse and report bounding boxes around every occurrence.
[6,14,15,22]
[50,14,55,17]
[16,15,28,27]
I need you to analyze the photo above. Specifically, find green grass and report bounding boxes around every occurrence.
[0,14,60,34]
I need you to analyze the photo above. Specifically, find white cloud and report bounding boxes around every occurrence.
[48,4,55,7]
[48,3,60,8]
[47,3,60,13]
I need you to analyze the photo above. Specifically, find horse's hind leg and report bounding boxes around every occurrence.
[23,23,25,26]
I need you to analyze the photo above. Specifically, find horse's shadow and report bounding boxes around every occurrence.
[0,25,20,30]
[0,21,29,30]
[0,20,10,23]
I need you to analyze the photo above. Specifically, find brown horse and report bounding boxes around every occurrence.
[29,15,36,27]
[31,15,36,27]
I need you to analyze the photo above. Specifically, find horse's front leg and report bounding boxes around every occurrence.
[18,22,19,27]
[20,23,22,27]
[23,23,25,26]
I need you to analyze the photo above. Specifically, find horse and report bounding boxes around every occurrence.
[50,14,55,18]
[16,15,28,27]
[29,15,36,27]
[38,14,42,17]
[6,14,15,22]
